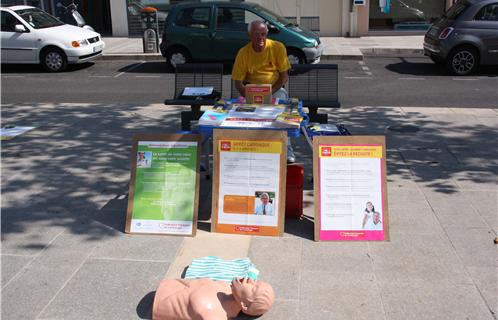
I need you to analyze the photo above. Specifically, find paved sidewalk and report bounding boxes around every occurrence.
[1,102,496,319]
[102,35,425,60]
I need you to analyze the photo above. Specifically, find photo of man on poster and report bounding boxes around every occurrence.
[255,192,274,216]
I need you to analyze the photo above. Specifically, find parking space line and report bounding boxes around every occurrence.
[452,78,478,81]
[114,61,145,78]
[2,75,24,78]
[136,75,161,78]
[89,75,112,78]
[344,76,373,79]
[399,77,425,80]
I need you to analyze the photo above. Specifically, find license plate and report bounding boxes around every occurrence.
[93,44,102,53]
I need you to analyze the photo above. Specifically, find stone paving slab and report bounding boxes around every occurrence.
[37,259,167,320]
[379,281,495,320]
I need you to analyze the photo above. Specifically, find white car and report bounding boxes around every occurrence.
[1,5,105,72]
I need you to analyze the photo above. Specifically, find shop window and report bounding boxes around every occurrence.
[369,0,445,31]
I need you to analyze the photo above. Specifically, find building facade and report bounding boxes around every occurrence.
[1,0,456,37]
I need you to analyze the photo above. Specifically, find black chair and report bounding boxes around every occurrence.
[287,64,340,123]
[164,63,224,131]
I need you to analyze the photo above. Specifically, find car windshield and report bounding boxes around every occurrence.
[443,1,469,19]
[15,8,64,29]
[252,4,295,26]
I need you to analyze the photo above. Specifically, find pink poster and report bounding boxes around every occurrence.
[317,143,387,241]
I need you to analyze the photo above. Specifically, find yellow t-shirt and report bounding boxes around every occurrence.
[232,39,291,85]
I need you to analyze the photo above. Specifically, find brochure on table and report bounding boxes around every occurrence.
[125,134,201,236]
[199,102,302,129]
[313,136,389,241]
[211,129,287,236]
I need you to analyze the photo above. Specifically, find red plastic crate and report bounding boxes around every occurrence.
[285,163,304,219]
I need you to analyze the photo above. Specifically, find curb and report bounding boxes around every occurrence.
[100,48,425,61]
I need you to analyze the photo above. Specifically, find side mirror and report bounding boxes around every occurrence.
[14,24,27,33]
[268,24,279,34]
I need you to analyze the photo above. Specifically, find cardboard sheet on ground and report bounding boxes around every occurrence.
[211,129,287,236]
[125,134,201,236]
[313,136,389,241]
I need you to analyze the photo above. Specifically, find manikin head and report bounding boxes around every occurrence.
[260,193,270,205]
[248,20,268,52]
[231,278,275,316]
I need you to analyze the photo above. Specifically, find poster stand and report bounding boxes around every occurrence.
[125,134,201,236]
[313,136,389,241]
[211,129,287,236]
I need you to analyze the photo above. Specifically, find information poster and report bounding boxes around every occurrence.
[125,134,200,236]
[212,129,287,236]
[313,136,389,241]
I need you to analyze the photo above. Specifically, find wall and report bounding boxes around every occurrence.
[111,0,128,36]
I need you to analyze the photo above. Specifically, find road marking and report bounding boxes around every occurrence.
[89,75,112,78]
[361,66,369,71]
[358,61,365,65]
[344,76,373,79]
[114,61,145,78]
[452,78,478,81]
[399,77,425,80]
[365,71,372,76]
[136,75,161,78]
[2,75,24,78]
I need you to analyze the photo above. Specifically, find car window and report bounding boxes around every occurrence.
[174,7,210,29]
[474,3,498,21]
[15,8,63,29]
[216,7,261,31]
[444,1,469,19]
[1,11,23,32]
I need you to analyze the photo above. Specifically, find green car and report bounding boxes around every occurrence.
[159,1,323,68]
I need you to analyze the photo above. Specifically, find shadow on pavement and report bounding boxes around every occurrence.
[1,102,496,242]
[1,62,96,73]
[385,57,498,77]
[136,291,155,319]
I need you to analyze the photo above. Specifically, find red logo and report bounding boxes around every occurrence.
[221,141,231,151]
[254,95,263,104]
[321,147,332,157]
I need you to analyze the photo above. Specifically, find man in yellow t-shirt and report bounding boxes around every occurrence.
[232,20,291,100]
[232,20,296,162]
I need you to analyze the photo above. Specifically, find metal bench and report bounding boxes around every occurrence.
[287,64,340,123]
[164,63,224,131]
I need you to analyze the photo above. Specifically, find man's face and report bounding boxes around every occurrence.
[249,24,268,52]
[261,195,269,205]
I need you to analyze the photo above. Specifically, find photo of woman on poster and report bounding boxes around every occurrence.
[362,201,376,230]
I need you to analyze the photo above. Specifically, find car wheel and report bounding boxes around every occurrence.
[287,48,305,64]
[446,46,479,76]
[41,48,67,72]
[166,47,191,69]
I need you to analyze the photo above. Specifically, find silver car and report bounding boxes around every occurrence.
[424,0,498,75]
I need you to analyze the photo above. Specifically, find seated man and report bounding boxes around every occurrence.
[152,277,275,320]
[232,20,296,162]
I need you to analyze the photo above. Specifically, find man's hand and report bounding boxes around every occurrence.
[234,80,245,97]
[272,71,289,94]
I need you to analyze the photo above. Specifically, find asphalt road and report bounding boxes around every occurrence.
[1,56,497,108]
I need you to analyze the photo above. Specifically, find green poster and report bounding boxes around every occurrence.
[129,140,198,235]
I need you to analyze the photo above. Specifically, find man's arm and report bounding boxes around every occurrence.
[234,80,246,97]
[271,71,288,94]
